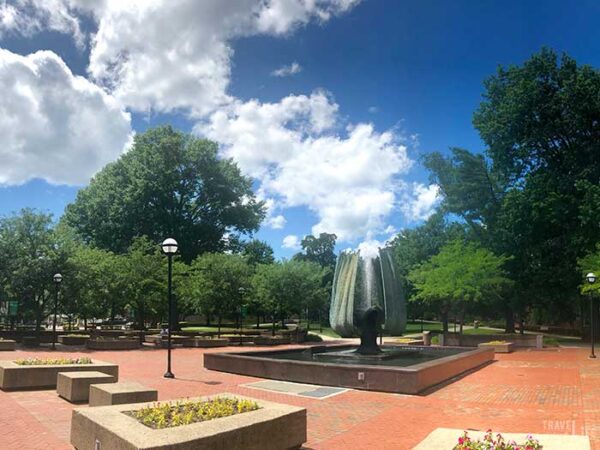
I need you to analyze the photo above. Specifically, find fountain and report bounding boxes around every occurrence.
[329,247,406,347]
[204,247,494,394]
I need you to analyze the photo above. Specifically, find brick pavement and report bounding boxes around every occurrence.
[0,344,598,449]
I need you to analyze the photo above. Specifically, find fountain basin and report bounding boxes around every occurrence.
[204,344,493,394]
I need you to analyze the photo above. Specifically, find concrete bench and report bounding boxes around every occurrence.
[57,371,116,403]
[89,382,157,407]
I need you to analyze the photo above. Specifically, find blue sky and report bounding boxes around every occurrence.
[1,0,600,257]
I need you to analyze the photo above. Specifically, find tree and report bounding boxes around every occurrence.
[185,253,252,333]
[252,260,328,334]
[0,209,70,331]
[408,240,512,333]
[64,245,122,328]
[64,126,266,262]
[242,239,274,266]
[424,49,600,329]
[294,233,337,269]
[120,237,166,330]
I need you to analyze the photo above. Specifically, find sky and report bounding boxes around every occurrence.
[1,0,600,258]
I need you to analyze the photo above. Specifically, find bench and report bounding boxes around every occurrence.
[89,381,158,407]
[57,371,116,403]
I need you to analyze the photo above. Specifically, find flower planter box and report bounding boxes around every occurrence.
[190,338,229,348]
[253,336,291,346]
[413,427,590,450]
[478,342,514,353]
[0,340,16,351]
[0,360,118,391]
[86,339,140,350]
[58,335,89,346]
[224,335,256,344]
[22,336,40,347]
[70,393,307,450]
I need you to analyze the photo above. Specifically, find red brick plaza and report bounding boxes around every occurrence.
[1,343,599,449]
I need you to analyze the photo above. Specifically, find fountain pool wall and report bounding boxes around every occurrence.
[204,345,494,394]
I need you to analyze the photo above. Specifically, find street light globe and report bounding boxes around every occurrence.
[53,273,63,283]
[586,272,597,284]
[161,238,179,255]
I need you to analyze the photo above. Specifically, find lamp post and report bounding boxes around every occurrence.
[52,273,62,350]
[161,238,178,378]
[586,272,597,359]
[238,287,246,346]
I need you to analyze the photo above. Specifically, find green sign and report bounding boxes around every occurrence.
[240,305,248,318]
[8,301,18,316]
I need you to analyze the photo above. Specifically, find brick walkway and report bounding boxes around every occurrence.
[1,344,599,449]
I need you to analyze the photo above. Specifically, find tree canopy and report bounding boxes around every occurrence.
[64,126,266,262]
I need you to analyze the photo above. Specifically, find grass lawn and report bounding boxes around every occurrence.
[462,327,502,335]
[404,321,443,333]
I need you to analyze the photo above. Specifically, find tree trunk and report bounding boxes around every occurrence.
[441,308,449,333]
[459,307,465,335]
[256,314,260,330]
[504,307,515,334]
[272,311,276,336]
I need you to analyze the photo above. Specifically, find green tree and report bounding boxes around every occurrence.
[185,253,252,333]
[252,260,327,333]
[64,126,265,262]
[120,237,166,330]
[0,209,70,331]
[294,233,337,269]
[242,239,274,266]
[408,240,512,333]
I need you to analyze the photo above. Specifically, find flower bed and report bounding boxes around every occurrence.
[15,357,92,365]
[70,393,306,450]
[454,430,541,449]
[125,397,260,429]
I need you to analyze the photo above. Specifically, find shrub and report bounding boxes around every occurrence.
[305,333,323,342]
[14,357,93,366]
[126,397,260,429]
[454,430,541,450]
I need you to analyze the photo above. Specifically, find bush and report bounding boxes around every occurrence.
[126,398,260,429]
[304,333,323,342]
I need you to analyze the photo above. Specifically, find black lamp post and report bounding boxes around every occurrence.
[52,273,62,350]
[586,272,597,359]
[238,287,246,346]
[161,238,178,378]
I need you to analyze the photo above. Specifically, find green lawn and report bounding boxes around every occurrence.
[404,321,443,333]
[462,327,502,335]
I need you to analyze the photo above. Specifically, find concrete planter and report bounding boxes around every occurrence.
[253,336,291,346]
[190,338,229,348]
[441,333,543,349]
[58,335,89,346]
[70,393,307,450]
[0,359,118,391]
[0,340,16,351]
[478,342,514,353]
[86,339,140,350]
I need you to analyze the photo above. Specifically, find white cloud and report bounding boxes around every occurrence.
[3,0,357,118]
[198,91,413,242]
[0,0,89,47]
[0,49,132,185]
[267,214,287,229]
[368,106,378,113]
[271,61,302,77]
[282,234,301,250]
[402,183,440,221]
